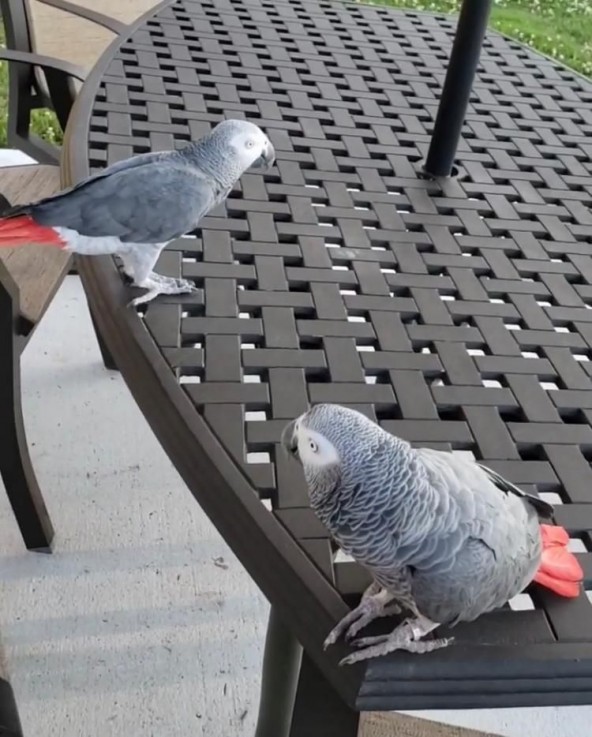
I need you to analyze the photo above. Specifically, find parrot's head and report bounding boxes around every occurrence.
[281,404,389,498]
[212,119,275,171]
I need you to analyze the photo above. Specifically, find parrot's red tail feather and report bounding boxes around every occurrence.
[533,523,584,598]
[0,215,65,248]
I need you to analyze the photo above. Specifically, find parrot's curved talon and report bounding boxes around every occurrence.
[325,605,379,648]
[168,280,196,294]
[344,618,376,642]
[323,620,352,649]
[326,585,399,647]
[344,601,403,640]
[129,288,162,307]
[179,279,199,293]
[339,653,365,667]
[323,631,339,650]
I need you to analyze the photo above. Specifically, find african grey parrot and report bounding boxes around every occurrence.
[282,403,583,665]
[0,119,275,306]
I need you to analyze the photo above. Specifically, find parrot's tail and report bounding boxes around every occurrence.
[0,215,65,248]
[533,524,584,598]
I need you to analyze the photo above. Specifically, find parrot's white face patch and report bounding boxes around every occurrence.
[296,426,340,469]
[230,128,273,170]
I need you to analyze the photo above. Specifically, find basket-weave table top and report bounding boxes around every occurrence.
[67,0,592,708]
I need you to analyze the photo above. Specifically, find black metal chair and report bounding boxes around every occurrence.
[0,1,120,368]
[0,0,125,163]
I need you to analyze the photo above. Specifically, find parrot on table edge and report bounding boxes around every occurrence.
[0,118,275,306]
[282,404,584,665]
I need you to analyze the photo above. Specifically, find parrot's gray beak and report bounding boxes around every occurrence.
[281,419,299,459]
[252,140,276,170]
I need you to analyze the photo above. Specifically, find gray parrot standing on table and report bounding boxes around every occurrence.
[282,403,583,665]
[0,119,275,306]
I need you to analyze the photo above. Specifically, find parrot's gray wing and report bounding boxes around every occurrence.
[417,448,553,520]
[67,151,174,192]
[7,151,173,219]
[415,447,541,560]
[29,162,218,243]
[477,463,554,519]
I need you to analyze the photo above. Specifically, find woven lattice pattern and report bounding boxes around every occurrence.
[86,0,592,643]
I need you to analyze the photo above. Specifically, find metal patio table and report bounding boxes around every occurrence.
[61,0,592,734]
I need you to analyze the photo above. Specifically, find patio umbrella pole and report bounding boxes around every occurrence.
[423,0,493,177]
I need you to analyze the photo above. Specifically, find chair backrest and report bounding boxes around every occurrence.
[0,0,44,143]
[26,0,103,71]
[25,1,150,71]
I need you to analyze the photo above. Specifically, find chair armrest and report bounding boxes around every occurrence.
[37,0,127,34]
[0,48,86,82]
[0,49,85,131]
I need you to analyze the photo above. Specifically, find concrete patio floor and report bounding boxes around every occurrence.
[0,273,270,736]
[0,158,589,737]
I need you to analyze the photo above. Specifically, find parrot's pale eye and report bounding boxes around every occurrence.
[245,140,255,149]
[308,438,318,453]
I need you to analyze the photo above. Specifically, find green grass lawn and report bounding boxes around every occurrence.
[0,27,63,147]
[377,0,592,77]
[1,0,591,149]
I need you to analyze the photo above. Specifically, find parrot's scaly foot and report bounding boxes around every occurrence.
[128,274,198,307]
[323,588,400,650]
[344,601,402,643]
[147,272,198,293]
[340,635,452,665]
[338,615,451,666]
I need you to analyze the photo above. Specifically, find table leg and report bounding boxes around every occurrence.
[424,0,493,177]
[254,607,303,737]
[289,651,360,737]
[88,303,117,371]
[0,676,23,736]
